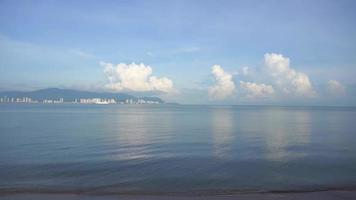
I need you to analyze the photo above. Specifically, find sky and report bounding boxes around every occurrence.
[0,0,356,105]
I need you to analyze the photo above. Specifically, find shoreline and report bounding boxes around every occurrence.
[1,188,356,200]
[1,190,356,200]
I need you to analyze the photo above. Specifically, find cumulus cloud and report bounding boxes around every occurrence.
[264,53,316,97]
[240,81,274,98]
[101,62,174,93]
[209,65,235,100]
[328,80,346,96]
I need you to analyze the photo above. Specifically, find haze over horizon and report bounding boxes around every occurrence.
[1,0,356,105]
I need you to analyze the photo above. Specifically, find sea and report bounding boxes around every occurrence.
[0,104,356,195]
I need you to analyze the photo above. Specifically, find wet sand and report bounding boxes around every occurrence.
[1,191,356,200]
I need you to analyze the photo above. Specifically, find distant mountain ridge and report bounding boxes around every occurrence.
[0,88,164,103]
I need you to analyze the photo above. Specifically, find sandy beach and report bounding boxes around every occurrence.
[1,190,356,200]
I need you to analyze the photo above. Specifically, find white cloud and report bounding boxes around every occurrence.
[100,62,174,93]
[209,65,235,100]
[328,80,346,96]
[264,53,316,97]
[240,81,274,98]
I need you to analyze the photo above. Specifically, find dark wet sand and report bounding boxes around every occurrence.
[1,191,356,200]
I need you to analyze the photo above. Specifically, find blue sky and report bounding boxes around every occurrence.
[0,0,355,105]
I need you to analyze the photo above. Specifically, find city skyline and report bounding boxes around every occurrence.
[0,87,164,104]
[0,96,162,104]
[0,0,356,105]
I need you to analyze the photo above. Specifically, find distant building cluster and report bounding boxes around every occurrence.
[79,98,116,104]
[0,97,38,103]
[129,99,160,104]
[0,96,161,105]
[43,98,64,104]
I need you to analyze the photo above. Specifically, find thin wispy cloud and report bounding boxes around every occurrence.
[175,46,200,54]
[68,49,96,59]
[327,80,346,96]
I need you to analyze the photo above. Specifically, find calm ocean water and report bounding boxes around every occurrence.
[0,104,356,195]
